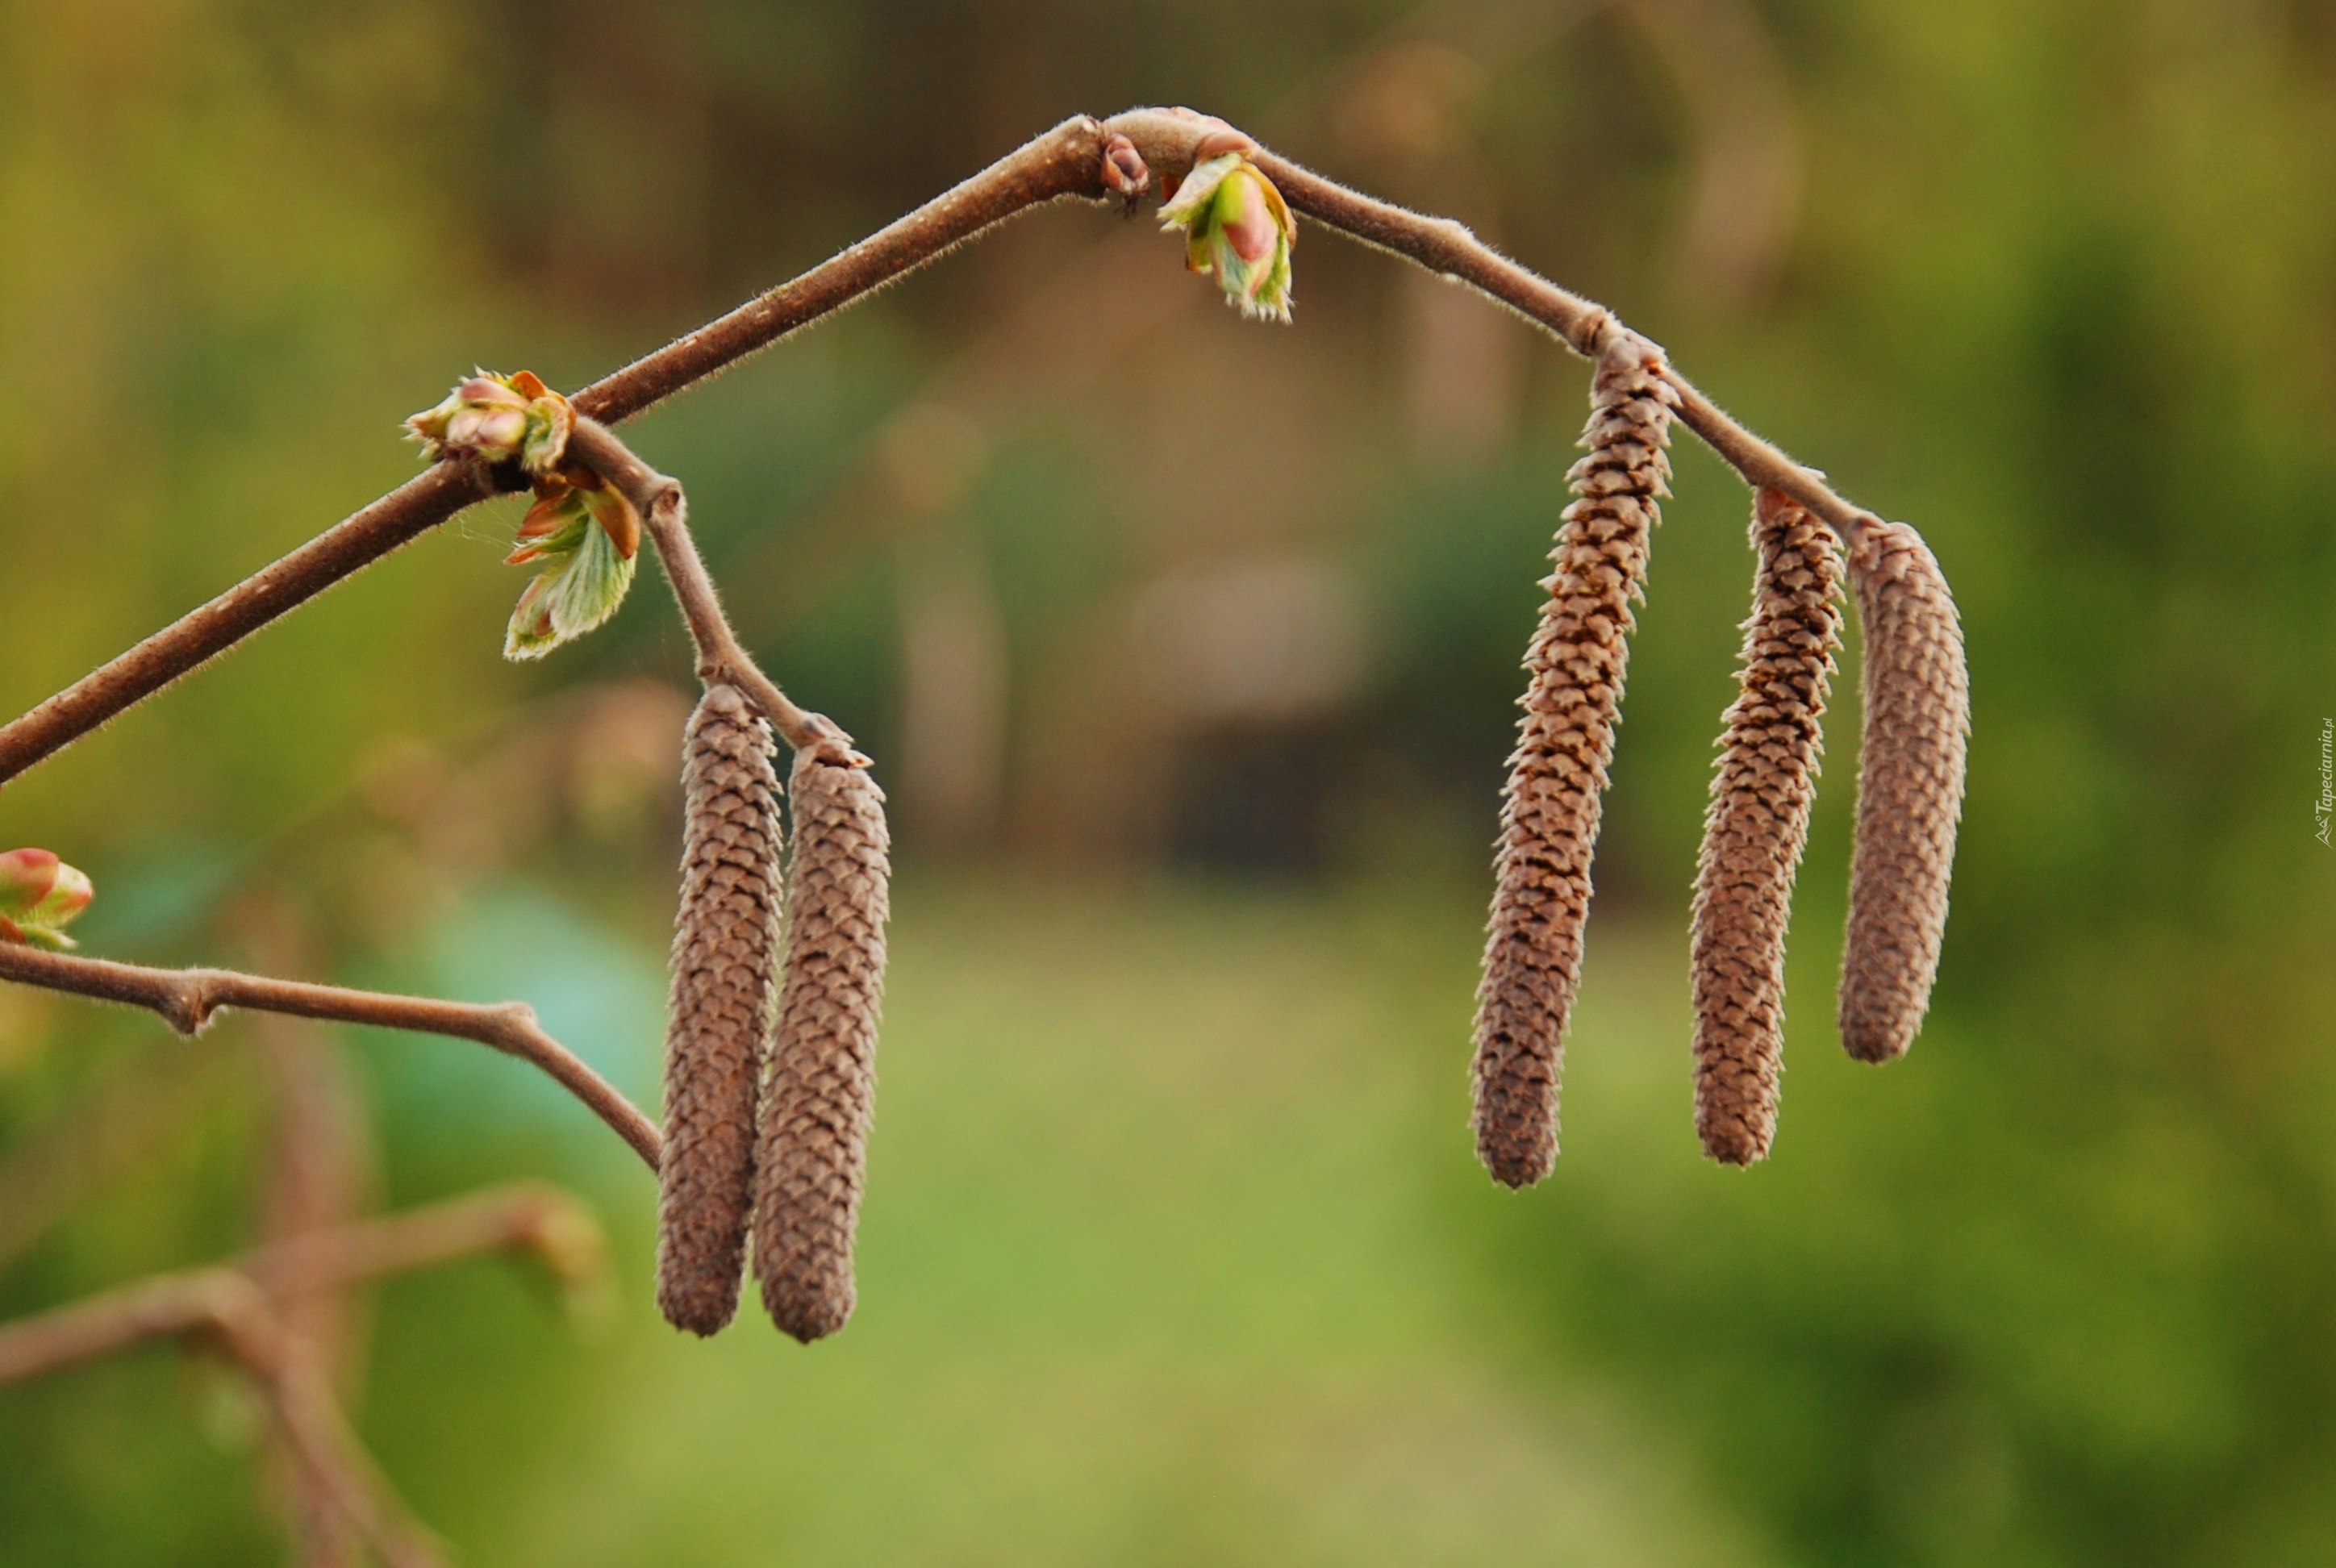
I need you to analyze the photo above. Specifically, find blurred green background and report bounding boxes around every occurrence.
[3,0,2334,1562]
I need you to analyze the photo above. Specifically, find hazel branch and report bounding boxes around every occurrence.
[1095,107,1882,548]
[236,1182,607,1304]
[0,1269,444,1568]
[565,417,858,761]
[0,103,1893,788]
[0,1185,590,1379]
[0,943,661,1171]
[0,1185,595,1565]
[0,115,1116,786]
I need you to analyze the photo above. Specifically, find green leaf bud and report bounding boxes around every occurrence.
[1158,153,1296,322]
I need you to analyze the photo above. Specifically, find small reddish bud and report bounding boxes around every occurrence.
[1221,177,1278,265]
[0,848,58,911]
[1101,134,1150,206]
[406,370,575,477]
[0,848,94,950]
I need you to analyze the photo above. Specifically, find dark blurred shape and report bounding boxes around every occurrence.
[1129,556,1368,877]
[1165,720,1354,878]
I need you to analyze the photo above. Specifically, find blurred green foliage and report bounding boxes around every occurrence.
[2,0,2334,1562]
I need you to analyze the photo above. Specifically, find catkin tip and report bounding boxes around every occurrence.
[1470,332,1677,1185]
[753,745,891,1343]
[655,685,783,1337]
[1689,490,1844,1167]
[1838,519,1968,1065]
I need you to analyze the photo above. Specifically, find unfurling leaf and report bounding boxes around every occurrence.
[503,489,639,661]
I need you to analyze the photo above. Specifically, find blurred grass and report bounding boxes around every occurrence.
[379,873,1775,1568]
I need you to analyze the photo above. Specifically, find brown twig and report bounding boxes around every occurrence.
[0,943,661,1171]
[0,1185,594,1565]
[0,104,1892,791]
[0,116,1113,786]
[0,1185,597,1383]
[0,1269,444,1568]
[248,942,376,1568]
[566,418,858,762]
[236,1182,605,1304]
[1106,111,1879,549]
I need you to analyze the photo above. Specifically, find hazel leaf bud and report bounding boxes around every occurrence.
[1158,152,1296,322]
[0,848,94,950]
[407,369,575,477]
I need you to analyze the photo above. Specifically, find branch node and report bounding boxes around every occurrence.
[170,974,221,1036]
[1569,307,1616,358]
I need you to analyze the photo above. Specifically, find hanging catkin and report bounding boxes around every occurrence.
[1838,519,1968,1061]
[656,685,783,1337]
[753,745,890,1342]
[1691,489,1846,1165]
[1471,331,1679,1188]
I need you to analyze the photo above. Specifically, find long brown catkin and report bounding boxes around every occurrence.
[1838,519,1969,1062]
[656,684,783,1336]
[1471,332,1678,1188]
[753,747,890,1342]
[1691,489,1846,1165]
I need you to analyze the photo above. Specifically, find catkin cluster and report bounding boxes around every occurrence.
[657,686,783,1335]
[1472,332,1679,1189]
[656,690,893,1343]
[1838,521,1968,1062]
[1472,348,1969,1179]
[1691,490,1845,1165]
[753,747,891,1344]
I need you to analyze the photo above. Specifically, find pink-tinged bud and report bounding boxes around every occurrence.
[1101,134,1150,205]
[0,849,91,949]
[30,862,91,926]
[1156,152,1296,323]
[480,407,532,452]
[1220,172,1277,265]
[0,848,59,915]
[406,370,575,477]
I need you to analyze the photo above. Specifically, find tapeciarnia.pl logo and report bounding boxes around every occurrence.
[2318,718,2333,846]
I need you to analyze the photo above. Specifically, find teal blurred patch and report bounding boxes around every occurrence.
[357,881,663,1152]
